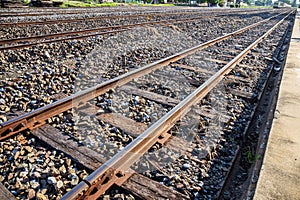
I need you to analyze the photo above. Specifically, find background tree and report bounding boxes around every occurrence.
[244,0,251,4]
[207,0,220,5]
[265,0,272,5]
[281,0,292,4]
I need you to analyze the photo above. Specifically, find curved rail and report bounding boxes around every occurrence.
[0,11,289,141]
[61,10,294,200]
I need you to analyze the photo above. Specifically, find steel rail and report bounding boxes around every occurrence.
[219,17,294,200]
[0,9,165,15]
[0,10,206,25]
[61,10,294,200]
[0,8,157,17]
[0,8,261,18]
[0,9,268,46]
[0,9,202,17]
[0,16,208,45]
[0,7,252,14]
[0,11,288,141]
[0,29,130,51]
[0,16,209,51]
[0,13,56,17]
[0,11,284,51]
[0,9,265,27]
[0,17,209,51]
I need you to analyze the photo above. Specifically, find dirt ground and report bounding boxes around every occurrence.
[254,9,300,200]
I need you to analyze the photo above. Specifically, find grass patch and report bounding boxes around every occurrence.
[95,2,119,7]
[246,147,261,164]
[57,1,118,7]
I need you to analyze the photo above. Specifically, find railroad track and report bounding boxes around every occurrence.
[221,13,295,199]
[0,9,222,22]
[0,9,274,41]
[0,7,267,18]
[0,7,159,17]
[0,9,268,26]
[0,9,295,200]
[0,10,284,51]
[0,9,204,20]
[0,15,202,50]
[0,7,192,17]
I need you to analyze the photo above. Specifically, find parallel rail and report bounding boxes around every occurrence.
[0,29,129,51]
[0,11,288,141]
[0,16,209,46]
[0,15,229,51]
[0,10,206,25]
[0,9,201,17]
[0,9,267,26]
[62,10,294,200]
[0,10,275,51]
[0,9,294,200]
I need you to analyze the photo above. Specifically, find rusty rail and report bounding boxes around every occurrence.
[0,16,205,51]
[0,11,282,51]
[0,16,206,45]
[0,9,269,27]
[0,9,271,49]
[61,10,294,200]
[0,9,240,26]
[0,11,289,141]
[0,9,203,18]
[0,16,224,51]
[0,29,130,51]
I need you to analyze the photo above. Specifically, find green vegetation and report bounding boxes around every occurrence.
[207,0,221,5]
[246,148,261,164]
[57,1,118,7]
